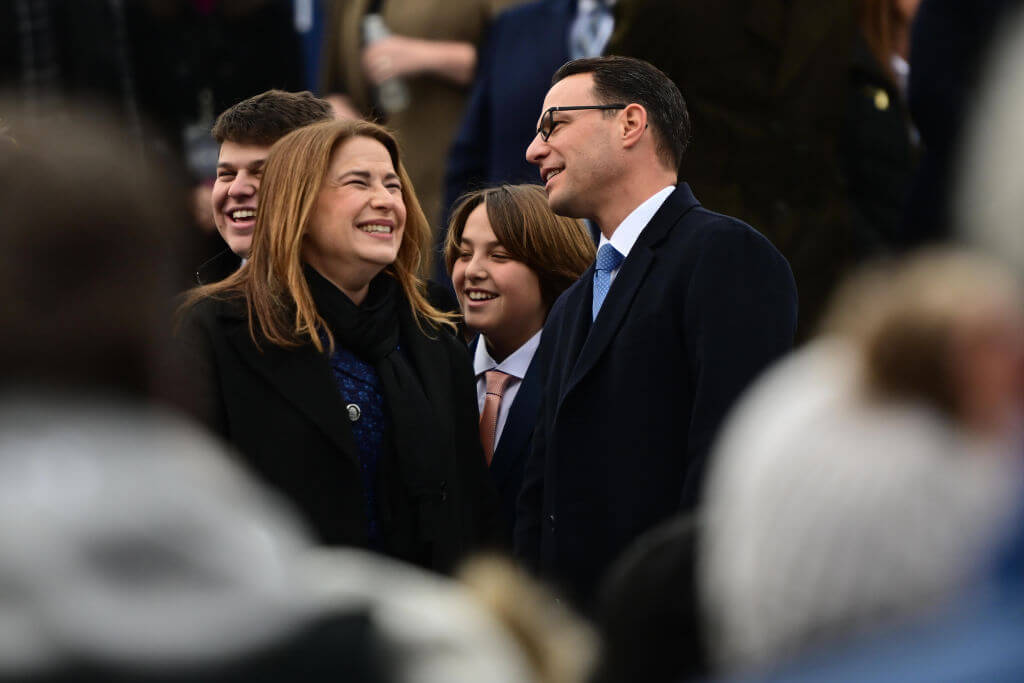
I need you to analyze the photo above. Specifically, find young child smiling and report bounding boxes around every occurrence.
[445,184,594,534]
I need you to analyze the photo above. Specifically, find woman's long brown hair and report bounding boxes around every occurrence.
[182,119,453,351]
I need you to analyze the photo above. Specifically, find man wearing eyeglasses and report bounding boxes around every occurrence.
[515,56,798,607]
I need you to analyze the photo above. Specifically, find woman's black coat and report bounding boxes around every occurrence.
[178,294,501,572]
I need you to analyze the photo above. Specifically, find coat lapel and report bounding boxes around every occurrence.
[558,185,701,408]
[555,270,596,393]
[394,309,449,441]
[221,313,360,466]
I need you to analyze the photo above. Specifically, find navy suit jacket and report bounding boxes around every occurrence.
[442,0,574,226]
[469,335,548,540]
[514,184,798,605]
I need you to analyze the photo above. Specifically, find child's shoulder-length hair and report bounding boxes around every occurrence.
[444,184,596,310]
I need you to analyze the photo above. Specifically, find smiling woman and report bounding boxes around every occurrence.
[176,119,502,571]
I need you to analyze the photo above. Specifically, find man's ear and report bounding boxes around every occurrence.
[620,103,648,150]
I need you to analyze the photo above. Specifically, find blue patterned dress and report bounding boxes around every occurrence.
[326,346,389,547]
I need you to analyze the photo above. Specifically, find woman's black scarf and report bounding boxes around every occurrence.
[304,265,447,562]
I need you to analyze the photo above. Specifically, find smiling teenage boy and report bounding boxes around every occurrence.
[195,90,333,285]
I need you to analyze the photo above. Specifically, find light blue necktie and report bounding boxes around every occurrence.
[592,243,624,320]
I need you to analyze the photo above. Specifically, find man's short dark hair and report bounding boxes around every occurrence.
[211,90,333,146]
[552,56,691,171]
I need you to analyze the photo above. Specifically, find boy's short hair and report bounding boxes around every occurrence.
[211,90,333,146]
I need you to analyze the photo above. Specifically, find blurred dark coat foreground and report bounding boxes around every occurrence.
[608,0,884,338]
[514,184,798,607]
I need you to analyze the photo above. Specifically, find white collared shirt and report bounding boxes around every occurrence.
[597,185,675,285]
[473,330,542,448]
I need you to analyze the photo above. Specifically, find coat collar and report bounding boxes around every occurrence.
[218,304,361,466]
[194,249,241,286]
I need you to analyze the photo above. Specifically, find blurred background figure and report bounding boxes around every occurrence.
[903,0,1023,247]
[606,0,921,338]
[842,0,920,251]
[319,0,527,262]
[956,3,1024,279]
[126,0,303,173]
[0,0,308,286]
[443,0,619,257]
[690,8,1024,679]
[0,0,146,143]
[128,0,306,266]
[698,249,1024,676]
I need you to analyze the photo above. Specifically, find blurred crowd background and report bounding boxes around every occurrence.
[5,0,1024,681]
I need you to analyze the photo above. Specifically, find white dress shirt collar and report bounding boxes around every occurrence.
[598,185,676,260]
[473,329,542,380]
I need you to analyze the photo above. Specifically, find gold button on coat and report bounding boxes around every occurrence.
[874,89,890,111]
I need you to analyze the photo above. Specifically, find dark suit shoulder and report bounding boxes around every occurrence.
[688,203,772,239]
[683,205,789,264]
[194,249,240,286]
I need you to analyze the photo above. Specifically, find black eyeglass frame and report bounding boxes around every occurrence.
[536,104,628,141]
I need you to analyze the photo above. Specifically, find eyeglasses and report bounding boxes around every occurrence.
[536,105,628,141]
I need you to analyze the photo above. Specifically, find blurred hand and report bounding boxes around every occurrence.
[362,35,426,85]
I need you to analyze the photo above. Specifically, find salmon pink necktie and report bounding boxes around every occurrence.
[479,370,513,466]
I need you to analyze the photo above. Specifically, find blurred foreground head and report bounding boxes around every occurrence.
[700,248,1024,675]
[825,249,1024,438]
[958,5,1024,275]
[0,399,319,680]
[0,101,189,399]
